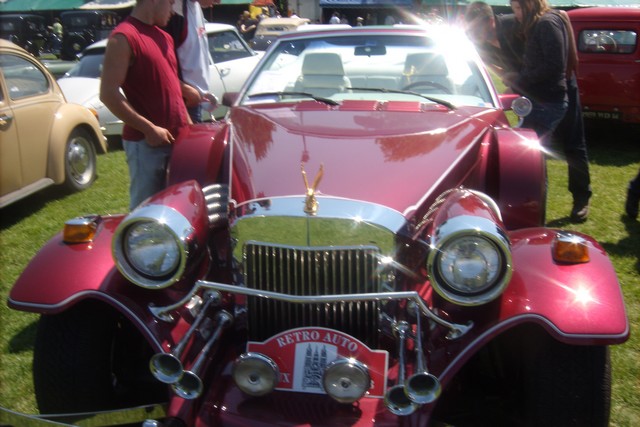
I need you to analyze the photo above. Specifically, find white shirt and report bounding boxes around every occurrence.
[173,0,211,96]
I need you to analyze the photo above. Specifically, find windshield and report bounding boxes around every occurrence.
[64,49,104,78]
[241,32,494,108]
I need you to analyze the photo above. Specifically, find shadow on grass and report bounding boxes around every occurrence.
[7,320,37,354]
[0,186,70,232]
[584,124,640,167]
[601,216,640,272]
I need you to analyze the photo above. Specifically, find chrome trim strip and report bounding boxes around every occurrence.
[438,313,631,386]
[190,280,472,339]
[402,127,486,218]
[0,403,167,427]
[233,196,408,233]
[7,291,163,351]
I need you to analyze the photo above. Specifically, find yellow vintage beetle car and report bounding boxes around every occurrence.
[0,39,106,208]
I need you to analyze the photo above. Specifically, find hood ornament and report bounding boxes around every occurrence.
[301,163,324,215]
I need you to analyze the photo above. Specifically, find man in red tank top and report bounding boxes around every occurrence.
[100,0,192,210]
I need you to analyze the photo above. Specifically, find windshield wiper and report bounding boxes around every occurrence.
[345,87,456,110]
[247,91,340,106]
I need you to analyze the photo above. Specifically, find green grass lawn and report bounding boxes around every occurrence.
[1,130,639,424]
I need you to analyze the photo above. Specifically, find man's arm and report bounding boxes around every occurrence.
[99,33,176,146]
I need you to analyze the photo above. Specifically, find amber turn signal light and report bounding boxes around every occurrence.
[552,232,589,263]
[63,216,99,243]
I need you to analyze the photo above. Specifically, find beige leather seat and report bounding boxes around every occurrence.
[294,52,351,97]
[402,53,453,93]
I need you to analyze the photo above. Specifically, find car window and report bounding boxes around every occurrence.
[208,30,252,63]
[0,53,49,100]
[242,34,493,108]
[0,21,16,32]
[577,29,638,54]
[65,50,105,78]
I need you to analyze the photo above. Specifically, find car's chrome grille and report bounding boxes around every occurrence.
[244,242,382,347]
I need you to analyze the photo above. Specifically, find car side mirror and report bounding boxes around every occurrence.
[499,94,532,118]
[222,92,239,107]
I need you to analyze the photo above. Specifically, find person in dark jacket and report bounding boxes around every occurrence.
[464,1,523,85]
[506,0,592,222]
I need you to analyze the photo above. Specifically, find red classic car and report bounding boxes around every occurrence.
[7,26,628,426]
[568,6,640,124]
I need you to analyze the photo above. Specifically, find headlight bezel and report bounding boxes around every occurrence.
[112,205,194,289]
[427,215,512,306]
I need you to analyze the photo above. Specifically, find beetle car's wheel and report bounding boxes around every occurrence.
[63,128,97,192]
[33,302,167,414]
[523,338,611,427]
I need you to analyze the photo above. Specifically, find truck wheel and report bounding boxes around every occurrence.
[63,128,97,192]
[33,302,166,413]
[524,336,611,427]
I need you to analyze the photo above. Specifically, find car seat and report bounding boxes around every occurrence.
[294,52,351,97]
[402,52,453,93]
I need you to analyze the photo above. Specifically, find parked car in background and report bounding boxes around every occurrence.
[250,17,311,50]
[41,59,77,79]
[0,40,106,208]
[0,14,47,57]
[568,6,640,124]
[59,10,118,60]
[7,26,628,426]
[58,23,263,146]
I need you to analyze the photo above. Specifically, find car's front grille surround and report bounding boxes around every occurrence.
[244,242,382,347]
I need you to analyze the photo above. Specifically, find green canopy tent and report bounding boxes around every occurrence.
[0,0,86,12]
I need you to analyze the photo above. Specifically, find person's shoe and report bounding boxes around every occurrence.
[570,198,590,222]
[625,185,640,220]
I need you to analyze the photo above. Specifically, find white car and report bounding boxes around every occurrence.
[58,23,263,145]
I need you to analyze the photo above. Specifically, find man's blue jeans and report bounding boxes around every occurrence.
[123,139,172,210]
[522,100,568,147]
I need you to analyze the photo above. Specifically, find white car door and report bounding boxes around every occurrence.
[207,29,263,97]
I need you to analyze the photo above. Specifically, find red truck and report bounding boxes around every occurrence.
[568,7,640,124]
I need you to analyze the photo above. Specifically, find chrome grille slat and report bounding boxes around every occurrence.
[245,243,382,347]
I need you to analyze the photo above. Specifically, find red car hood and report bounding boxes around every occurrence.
[230,101,499,217]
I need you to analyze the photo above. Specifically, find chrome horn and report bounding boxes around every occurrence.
[384,321,418,416]
[149,291,219,384]
[172,310,233,399]
[405,305,441,404]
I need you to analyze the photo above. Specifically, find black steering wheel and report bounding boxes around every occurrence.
[402,80,452,94]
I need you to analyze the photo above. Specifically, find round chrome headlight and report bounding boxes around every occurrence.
[428,215,512,306]
[323,358,370,404]
[112,205,193,289]
[124,221,181,278]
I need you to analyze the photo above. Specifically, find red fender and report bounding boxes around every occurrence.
[7,181,212,351]
[494,127,546,229]
[8,215,125,312]
[500,228,629,345]
[168,122,228,187]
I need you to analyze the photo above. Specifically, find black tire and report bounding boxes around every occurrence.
[63,128,97,193]
[33,302,167,414]
[523,336,611,427]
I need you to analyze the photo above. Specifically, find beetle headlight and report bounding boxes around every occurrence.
[113,205,194,289]
[428,215,512,306]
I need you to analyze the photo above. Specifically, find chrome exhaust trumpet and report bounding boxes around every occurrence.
[172,310,233,399]
[149,291,219,384]
[384,321,418,416]
[405,305,441,405]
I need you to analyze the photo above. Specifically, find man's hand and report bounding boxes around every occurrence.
[182,82,201,107]
[201,92,219,112]
[146,125,175,147]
